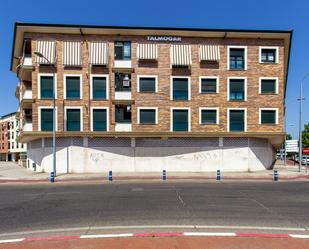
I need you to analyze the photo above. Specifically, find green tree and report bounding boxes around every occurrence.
[286,133,292,140]
[302,123,309,147]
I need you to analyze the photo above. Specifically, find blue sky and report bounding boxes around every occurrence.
[0,0,308,138]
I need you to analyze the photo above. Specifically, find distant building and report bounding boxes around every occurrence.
[11,23,292,173]
[0,112,27,164]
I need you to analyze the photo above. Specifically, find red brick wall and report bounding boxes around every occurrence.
[0,121,8,153]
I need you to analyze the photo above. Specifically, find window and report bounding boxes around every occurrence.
[229,47,246,70]
[229,109,245,132]
[115,105,131,123]
[65,76,81,99]
[138,76,157,93]
[260,109,278,124]
[115,41,131,60]
[229,78,246,101]
[92,109,107,131]
[260,78,278,94]
[40,75,54,99]
[138,108,157,124]
[260,48,278,63]
[91,76,107,99]
[172,77,190,100]
[200,108,218,125]
[66,109,81,131]
[115,73,131,92]
[172,109,189,132]
[12,142,14,149]
[200,77,218,93]
[40,109,53,131]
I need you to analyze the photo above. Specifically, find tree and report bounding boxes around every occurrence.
[302,123,309,147]
[286,133,292,140]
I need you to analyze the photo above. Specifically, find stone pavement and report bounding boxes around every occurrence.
[0,160,308,183]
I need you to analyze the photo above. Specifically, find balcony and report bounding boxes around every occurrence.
[115,123,132,132]
[115,91,132,100]
[18,56,33,81]
[114,60,132,69]
[22,89,32,100]
[23,121,33,132]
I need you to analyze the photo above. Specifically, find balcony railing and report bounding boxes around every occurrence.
[22,89,32,100]
[115,123,132,132]
[23,121,33,132]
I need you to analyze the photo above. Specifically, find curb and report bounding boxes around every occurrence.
[1,232,309,244]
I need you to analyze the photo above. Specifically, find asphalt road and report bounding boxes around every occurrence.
[0,181,309,237]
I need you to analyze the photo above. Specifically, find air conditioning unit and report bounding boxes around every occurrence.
[123,80,130,87]
[126,106,131,112]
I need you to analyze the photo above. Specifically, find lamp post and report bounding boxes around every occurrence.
[34,52,56,176]
[298,72,309,172]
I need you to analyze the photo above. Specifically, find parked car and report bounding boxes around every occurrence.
[301,155,309,165]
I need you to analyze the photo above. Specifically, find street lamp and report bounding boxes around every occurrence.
[298,72,309,172]
[34,52,56,176]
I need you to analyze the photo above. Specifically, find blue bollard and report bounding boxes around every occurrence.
[50,172,55,183]
[108,170,113,181]
[163,170,167,180]
[216,170,221,181]
[274,170,279,181]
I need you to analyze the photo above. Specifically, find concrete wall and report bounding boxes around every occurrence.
[26,137,275,173]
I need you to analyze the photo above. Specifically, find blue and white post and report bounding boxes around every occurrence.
[162,170,167,181]
[50,172,55,183]
[216,170,221,181]
[108,170,113,181]
[274,170,279,181]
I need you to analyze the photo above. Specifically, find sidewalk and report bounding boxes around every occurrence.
[0,161,308,183]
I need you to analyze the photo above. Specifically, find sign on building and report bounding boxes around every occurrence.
[285,140,299,153]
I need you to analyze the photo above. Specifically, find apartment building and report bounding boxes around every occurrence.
[11,23,292,173]
[0,112,27,163]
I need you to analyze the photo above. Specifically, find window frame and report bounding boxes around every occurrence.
[90,74,109,100]
[199,107,219,125]
[114,41,131,60]
[38,73,57,99]
[63,74,83,100]
[64,106,83,131]
[137,75,158,93]
[90,107,109,132]
[227,46,248,70]
[259,108,279,125]
[259,77,279,94]
[170,107,191,132]
[227,108,247,132]
[199,76,219,94]
[259,46,279,64]
[137,107,158,125]
[227,77,247,101]
[38,106,58,131]
[170,76,191,101]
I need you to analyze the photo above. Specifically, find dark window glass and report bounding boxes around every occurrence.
[229,48,245,70]
[40,76,54,99]
[139,77,156,92]
[92,77,106,99]
[66,77,80,99]
[115,105,131,123]
[261,49,276,63]
[66,109,81,131]
[201,110,217,124]
[93,109,107,131]
[173,78,188,100]
[115,41,131,60]
[41,109,53,131]
[261,79,276,94]
[230,79,245,101]
[229,110,245,132]
[140,109,156,124]
[115,73,131,92]
[261,110,276,124]
[173,110,188,131]
[201,78,217,93]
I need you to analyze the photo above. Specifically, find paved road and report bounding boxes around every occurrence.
[0,181,309,237]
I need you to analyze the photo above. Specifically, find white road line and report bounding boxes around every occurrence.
[81,233,133,239]
[195,225,307,231]
[0,238,24,244]
[184,232,236,237]
[290,234,309,239]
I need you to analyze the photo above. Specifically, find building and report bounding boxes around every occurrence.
[0,112,27,163]
[11,23,292,173]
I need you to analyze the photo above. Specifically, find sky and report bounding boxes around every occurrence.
[0,0,308,139]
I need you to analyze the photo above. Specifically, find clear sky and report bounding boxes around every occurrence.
[0,0,308,138]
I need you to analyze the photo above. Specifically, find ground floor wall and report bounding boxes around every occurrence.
[26,137,276,173]
[0,152,19,162]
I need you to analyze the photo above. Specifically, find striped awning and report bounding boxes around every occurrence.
[137,43,158,60]
[63,41,82,66]
[171,45,191,66]
[35,41,56,64]
[199,45,220,62]
[89,42,108,65]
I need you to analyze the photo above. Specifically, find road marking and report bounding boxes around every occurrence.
[81,233,133,239]
[0,238,24,244]
[290,234,309,239]
[184,232,236,237]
